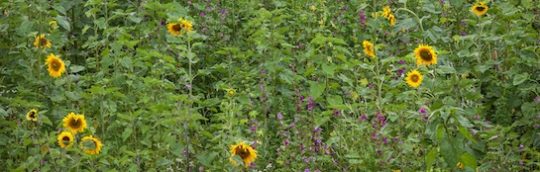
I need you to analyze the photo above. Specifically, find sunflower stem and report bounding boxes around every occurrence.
[396,8,424,33]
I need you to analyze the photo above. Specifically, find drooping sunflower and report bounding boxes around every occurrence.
[62,112,87,134]
[26,109,38,121]
[405,70,423,88]
[414,44,437,66]
[388,14,396,26]
[362,40,375,58]
[57,131,75,148]
[471,2,488,17]
[45,53,66,78]
[80,135,103,155]
[230,142,257,167]
[33,34,52,48]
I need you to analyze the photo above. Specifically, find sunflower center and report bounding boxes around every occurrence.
[476,6,485,11]
[236,146,250,159]
[29,111,36,118]
[419,49,432,61]
[69,118,81,129]
[51,60,61,71]
[62,136,70,142]
[172,24,182,32]
[411,74,419,82]
[39,38,48,46]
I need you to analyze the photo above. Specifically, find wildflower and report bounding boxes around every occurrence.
[167,18,193,36]
[26,109,38,121]
[362,40,376,58]
[57,131,74,148]
[230,142,257,167]
[306,97,315,111]
[276,112,283,120]
[62,112,87,134]
[414,44,437,66]
[359,114,368,122]
[33,34,52,48]
[225,88,236,97]
[405,70,423,88]
[471,2,488,17]
[80,135,103,155]
[45,53,66,78]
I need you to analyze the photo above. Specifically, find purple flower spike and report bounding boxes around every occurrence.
[277,112,284,120]
[307,96,315,111]
[359,114,368,122]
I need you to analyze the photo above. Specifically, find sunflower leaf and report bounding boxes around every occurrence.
[55,16,71,31]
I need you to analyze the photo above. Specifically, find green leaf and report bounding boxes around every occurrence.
[122,127,133,141]
[458,125,476,144]
[309,81,326,99]
[425,148,438,168]
[70,65,85,73]
[513,73,529,85]
[460,152,477,169]
[55,16,71,31]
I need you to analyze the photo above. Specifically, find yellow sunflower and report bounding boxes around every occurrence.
[362,40,375,58]
[62,112,87,134]
[405,70,423,88]
[179,18,193,33]
[388,14,396,26]
[57,131,75,148]
[230,142,257,167]
[382,6,392,18]
[33,34,52,48]
[80,135,103,155]
[26,109,38,121]
[456,162,464,169]
[45,53,66,78]
[414,44,437,66]
[167,18,193,36]
[167,22,182,36]
[471,2,488,17]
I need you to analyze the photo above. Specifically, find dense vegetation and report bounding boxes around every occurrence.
[1,0,539,171]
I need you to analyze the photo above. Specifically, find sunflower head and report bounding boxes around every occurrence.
[230,142,257,167]
[362,40,376,58]
[45,53,66,78]
[179,19,193,32]
[33,34,52,48]
[62,112,87,134]
[471,2,488,17]
[167,18,194,36]
[80,135,103,155]
[57,131,75,148]
[388,14,396,26]
[405,70,423,88]
[414,44,437,66]
[382,6,392,18]
[26,109,38,122]
[225,88,236,97]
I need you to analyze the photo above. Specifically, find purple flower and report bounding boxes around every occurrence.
[383,137,388,144]
[250,123,257,133]
[371,132,378,140]
[392,137,399,143]
[304,168,310,172]
[396,67,406,76]
[307,97,315,111]
[283,139,289,146]
[398,60,406,64]
[277,112,284,120]
[333,109,341,117]
[534,96,540,103]
[359,114,368,122]
[199,12,206,17]
[358,10,366,27]
[418,107,428,114]
[376,112,386,127]
[313,127,322,133]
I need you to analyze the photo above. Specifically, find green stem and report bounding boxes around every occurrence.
[396,8,424,33]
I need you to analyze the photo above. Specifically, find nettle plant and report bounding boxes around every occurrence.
[0,0,538,171]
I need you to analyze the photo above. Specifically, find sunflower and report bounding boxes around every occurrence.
[405,70,423,88]
[26,109,38,121]
[179,19,193,32]
[362,40,375,58]
[45,53,66,78]
[225,88,236,97]
[388,14,396,26]
[414,44,437,66]
[62,112,87,134]
[167,18,193,36]
[57,131,75,148]
[33,34,52,48]
[382,6,392,18]
[471,2,488,17]
[456,162,464,169]
[80,135,103,155]
[230,142,257,167]
[167,22,182,36]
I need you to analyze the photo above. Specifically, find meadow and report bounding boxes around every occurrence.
[0,0,539,171]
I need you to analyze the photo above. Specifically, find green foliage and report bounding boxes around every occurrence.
[1,0,539,171]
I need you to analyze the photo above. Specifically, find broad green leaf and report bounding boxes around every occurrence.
[309,81,326,99]
[513,73,529,85]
